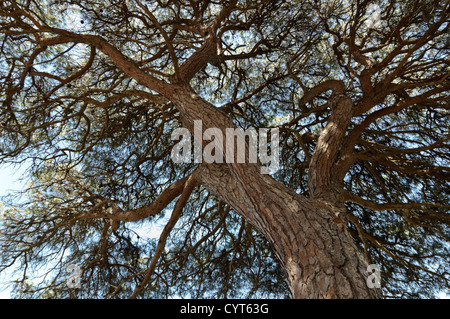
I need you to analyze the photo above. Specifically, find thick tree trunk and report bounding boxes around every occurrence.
[45,22,381,298]
[198,163,380,298]
[168,85,381,299]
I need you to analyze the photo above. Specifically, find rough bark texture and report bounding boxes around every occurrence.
[167,85,381,299]
[3,0,448,299]
[49,23,381,298]
[197,162,380,298]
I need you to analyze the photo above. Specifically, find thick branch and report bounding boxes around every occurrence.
[129,172,199,299]
[81,173,196,223]
[37,30,174,98]
[172,1,240,83]
[175,31,221,83]
[306,81,353,202]
[297,80,345,110]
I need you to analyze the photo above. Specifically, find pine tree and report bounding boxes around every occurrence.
[0,0,448,298]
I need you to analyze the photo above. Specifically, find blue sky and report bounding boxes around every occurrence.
[0,163,29,299]
[0,162,448,299]
[0,163,28,196]
[0,161,167,299]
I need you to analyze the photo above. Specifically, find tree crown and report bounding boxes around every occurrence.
[0,0,449,298]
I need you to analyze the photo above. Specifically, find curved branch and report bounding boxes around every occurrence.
[80,172,197,223]
[129,172,199,299]
[297,79,346,110]
[37,29,174,98]
[344,191,450,213]
[307,86,353,201]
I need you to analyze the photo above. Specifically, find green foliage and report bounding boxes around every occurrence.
[0,0,449,298]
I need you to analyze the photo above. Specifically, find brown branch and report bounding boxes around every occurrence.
[135,0,179,75]
[36,30,174,98]
[79,173,196,223]
[172,0,240,83]
[175,33,219,83]
[336,85,450,174]
[344,191,450,212]
[297,80,345,109]
[44,45,96,100]
[220,74,286,112]
[129,172,198,299]
[307,81,353,201]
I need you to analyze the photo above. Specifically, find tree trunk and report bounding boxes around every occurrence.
[198,163,380,298]
[167,84,381,299]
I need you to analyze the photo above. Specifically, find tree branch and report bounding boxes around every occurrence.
[129,172,198,299]
[36,29,174,98]
[305,81,353,202]
[80,173,197,223]
[344,191,450,212]
[297,80,346,110]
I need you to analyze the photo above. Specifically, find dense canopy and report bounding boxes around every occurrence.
[0,0,449,298]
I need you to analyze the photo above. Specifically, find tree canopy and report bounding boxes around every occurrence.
[0,0,449,298]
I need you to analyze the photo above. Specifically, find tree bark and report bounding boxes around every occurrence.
[67,27,380,297]
[167,85,381,299]
[198,163,380,298]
